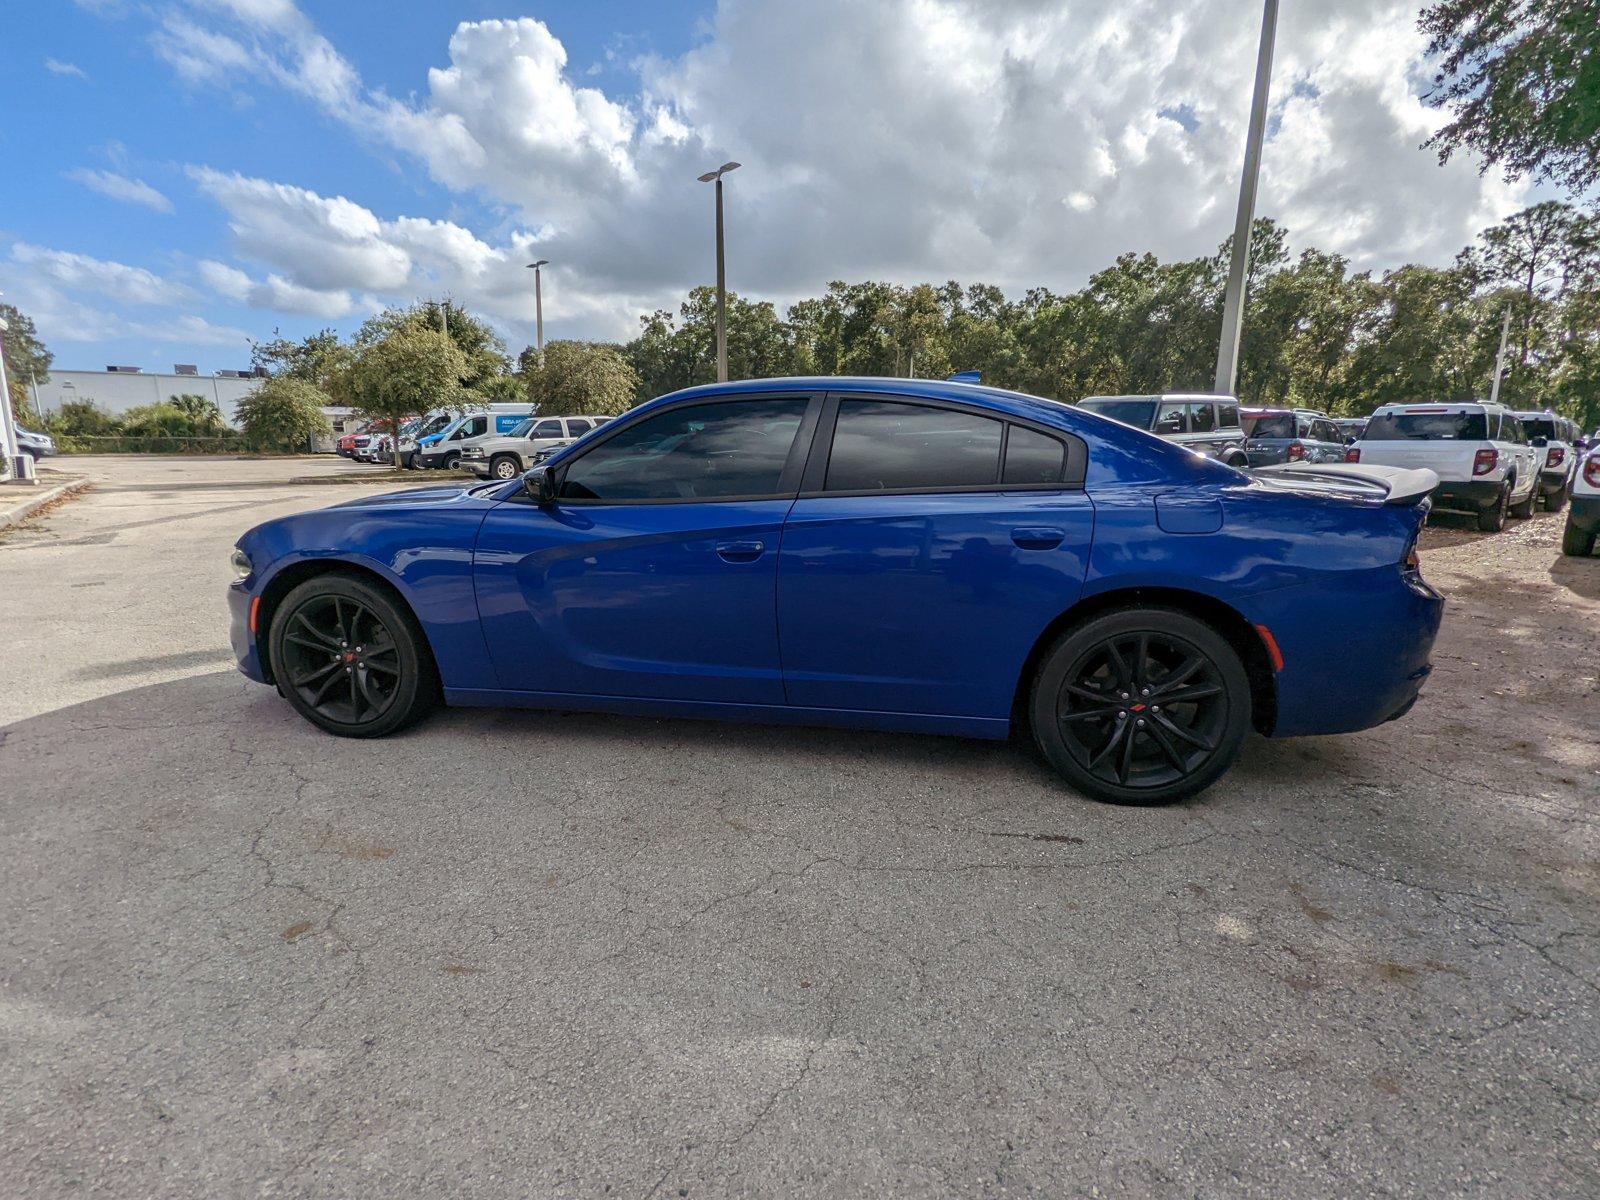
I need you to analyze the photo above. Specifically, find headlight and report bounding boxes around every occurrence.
[230,547,252,580]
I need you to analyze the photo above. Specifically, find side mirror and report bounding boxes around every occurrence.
[1532,435,1548,447]
[521,466,556,506]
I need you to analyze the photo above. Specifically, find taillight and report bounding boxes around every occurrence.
[1287,442,1305,462]
[1546,447,1565,467]
[1344,446,1360,462]
[1472,448,1498,476]
[1585,457,1600,488]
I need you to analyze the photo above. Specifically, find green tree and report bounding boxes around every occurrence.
[1,303,53,425]
[251,329,350,390]
[168,393,228,433]
[351,324,469,465]
[234,377,333,453]
[525,341,640,415]
[1420,0,1600,194]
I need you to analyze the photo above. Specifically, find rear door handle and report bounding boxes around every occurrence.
[715,540,765,563]
[1011,527,1065,550]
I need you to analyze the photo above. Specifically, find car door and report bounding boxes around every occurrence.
[1308,418,1342,462]
[472,393,820,703]
[776,394,1094,719]
[1153,399,1190,448]
[1186,400,1220,457]
[527,417,568,454]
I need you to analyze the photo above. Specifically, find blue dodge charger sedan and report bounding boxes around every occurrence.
[230,377,1444,805]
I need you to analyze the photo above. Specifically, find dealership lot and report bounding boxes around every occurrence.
[2,457,1597,1196]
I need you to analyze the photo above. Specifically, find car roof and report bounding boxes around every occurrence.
[1372,401,1505,413]
[1081,393,1235,403]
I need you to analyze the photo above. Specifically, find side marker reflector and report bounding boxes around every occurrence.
[249,595,261,635]
[1254,624,1284,672]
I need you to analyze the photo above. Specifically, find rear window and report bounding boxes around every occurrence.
[1521,417,1557,441]
[1363,411,1488,441]
[1242,413,1295,439]
[1079,399,1155,429]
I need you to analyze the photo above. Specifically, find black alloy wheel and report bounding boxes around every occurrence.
[1031,608,1251,805]
[270,574,437,737]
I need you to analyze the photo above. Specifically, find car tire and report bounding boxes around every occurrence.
[489,454,522,481]
[443,452,461,471]
[1563,521,1596,558]
[1545,482,1569,513]
[1478,482,1510,532]
[269,573,438,739]
[1029,607,1252,806]
[1508,480,1536,519]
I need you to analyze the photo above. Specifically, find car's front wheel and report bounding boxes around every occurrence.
[489,453,522,480]
[1030,608,1252,806]
[1563,520,1596,558]
[269,574,438,738]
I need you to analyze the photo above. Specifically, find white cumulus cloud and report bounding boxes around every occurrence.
[66,168,174,213]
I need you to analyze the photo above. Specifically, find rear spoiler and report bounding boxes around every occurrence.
[1254,463,1439,505]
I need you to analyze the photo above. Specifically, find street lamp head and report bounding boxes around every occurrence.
[697,161,741,182]
[527,259,548,269]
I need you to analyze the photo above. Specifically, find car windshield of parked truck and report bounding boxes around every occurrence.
[1241,413,1295,439]
[1078,399,1156,429]
[509,418,537,438]
[1520,417,1557,441]
[1364,411,1488,440]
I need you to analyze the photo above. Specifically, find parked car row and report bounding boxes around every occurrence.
[1346,402,1585,532]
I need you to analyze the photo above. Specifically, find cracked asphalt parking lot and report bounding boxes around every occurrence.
[2,456,1597,1198]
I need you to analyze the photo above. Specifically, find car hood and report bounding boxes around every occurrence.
[329,485,478,510]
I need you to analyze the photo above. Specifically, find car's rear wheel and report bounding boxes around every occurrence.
[1563,520,1596,558]
[490,453,521,480]
[1030,608,1252,806]
[1545,481,1569,512]
[270,574,437,738]
[1509,479,1536,519]
[1478,482,1510,532]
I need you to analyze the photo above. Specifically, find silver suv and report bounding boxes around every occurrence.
[460,414,612,480]
[1077,394,1248,466]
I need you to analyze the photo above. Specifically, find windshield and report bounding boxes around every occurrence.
[1364,411,1487,441]
[1078,398,1156,429]
[508,417,538,437]
[1520,417,1557,441]
[1242,413,1295,439]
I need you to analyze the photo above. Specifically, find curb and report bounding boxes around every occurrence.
[0,476,91,531]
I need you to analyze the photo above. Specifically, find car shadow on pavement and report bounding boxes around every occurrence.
[1549,552,1600,600]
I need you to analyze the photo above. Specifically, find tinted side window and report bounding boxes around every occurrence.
[532,419,565,438]
[1154,401,1189,436]
[566,418,593,436]
[826,401,1001,492]
[1003,426,1067,484]
[559,399,808,502]
[1217,402,1240,430]
[1189,403,1217,433]
[1312,420,1339,443]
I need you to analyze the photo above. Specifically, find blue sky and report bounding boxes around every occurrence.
[5,1,1529,375]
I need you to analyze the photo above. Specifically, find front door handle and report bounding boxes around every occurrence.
[1011,527,1065,550]
[715,540,765,563]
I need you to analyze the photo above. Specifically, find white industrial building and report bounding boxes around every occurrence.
[28,364,267,425]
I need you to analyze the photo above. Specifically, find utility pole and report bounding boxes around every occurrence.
[1489,306,1512,405]
[698,162,741,382]
[0,316,19,481]
[1214,0,1279,397]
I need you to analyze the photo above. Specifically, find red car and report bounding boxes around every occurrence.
[337,424,374,457]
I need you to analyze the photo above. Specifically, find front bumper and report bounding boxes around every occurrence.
[1430,479,1501,511]
[228,581,269,684]
[459,457,491,477]
[414,447,454,468]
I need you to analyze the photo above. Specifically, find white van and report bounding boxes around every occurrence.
[412,405,535,470]
[1347,401,1540,531]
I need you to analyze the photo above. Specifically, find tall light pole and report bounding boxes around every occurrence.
[1214,0,1279,397]
[1489,306,1513,405]
[525,260,548,361]
[0,315,19,481]
[697,161,740,382]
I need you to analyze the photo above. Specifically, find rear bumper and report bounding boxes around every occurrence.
[1249,567,1445,738]
[1538,468,1571,494]
[1568,495,1600,534]
[228,581,269,684]
[1431,479,1500,510]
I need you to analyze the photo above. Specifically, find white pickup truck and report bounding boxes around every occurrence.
[459,414,612,480]
[1346,402,1540,532]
